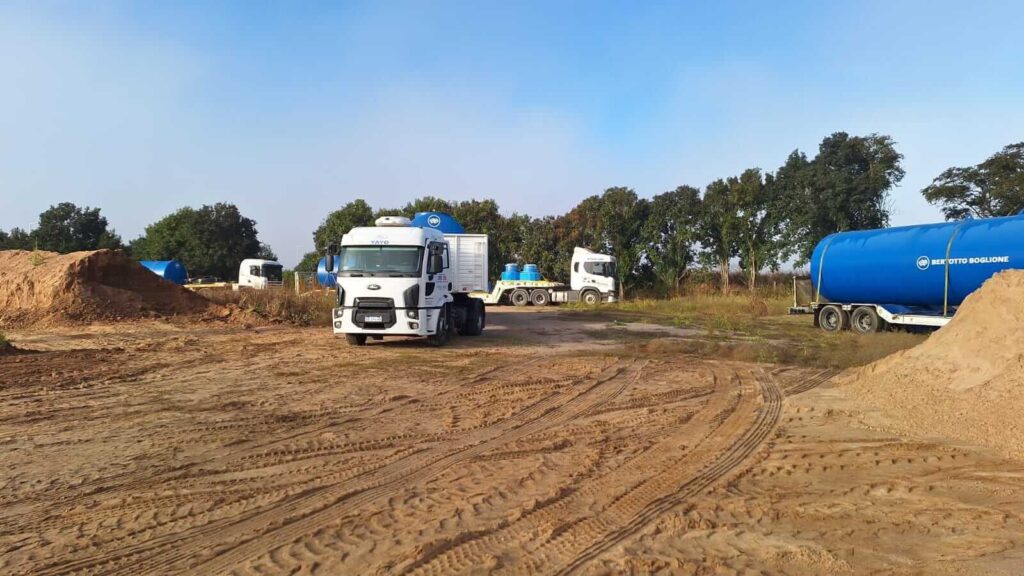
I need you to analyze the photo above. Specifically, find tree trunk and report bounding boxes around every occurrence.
[748,253,758,292]
[719,258,730,295]
[618,274,625,302]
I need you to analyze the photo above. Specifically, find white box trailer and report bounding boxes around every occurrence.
[444,233,489,293]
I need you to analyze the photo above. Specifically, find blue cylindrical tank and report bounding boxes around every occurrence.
[410,212,466,234]
[501,263,520,281]
[317,256,340,288]
[810,213,1024,308]
[520,264,541,281]
[139,260,188,285]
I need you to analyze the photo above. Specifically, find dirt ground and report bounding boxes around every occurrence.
[2,309,1024,575]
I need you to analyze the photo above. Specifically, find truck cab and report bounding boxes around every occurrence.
[570,247,617,304]
[237,259,284,289]
[327,216,485,346]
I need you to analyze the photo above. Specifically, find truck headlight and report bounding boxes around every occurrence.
[406,309,418,319]
[333,308,345,319]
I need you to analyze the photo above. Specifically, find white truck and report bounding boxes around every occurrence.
[326,217,487,346]
[236,258,285,289]
[475,247,617,306]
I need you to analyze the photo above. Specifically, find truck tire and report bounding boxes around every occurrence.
[427,305,451,346]
[461,299,485,336]
[346,334,367,346]
[530,289,550,306]
[851,306,883,334]
[510,289,530,307]
[818,304,848,333]
[581,290,600,306]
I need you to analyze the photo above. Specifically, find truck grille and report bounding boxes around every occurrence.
[352,298,396,329]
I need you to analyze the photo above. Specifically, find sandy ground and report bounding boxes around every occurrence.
[2,309,1024,575]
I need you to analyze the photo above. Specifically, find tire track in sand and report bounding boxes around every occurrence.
[29,359,643,576]
[402,364,781,576]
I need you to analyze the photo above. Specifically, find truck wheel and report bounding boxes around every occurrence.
[850,306,883,334]
[581,290,600,306]
[427,305,451,346]
[510,289,530,307]
[818,305,848,333]
[530,290,549,306]
[346,334,367,346]
[462,299,485,336]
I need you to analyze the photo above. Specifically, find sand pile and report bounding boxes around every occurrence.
[842,270,1024,460]
[0,249,223,327]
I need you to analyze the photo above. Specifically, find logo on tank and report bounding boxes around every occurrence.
[916,256,931,270]
[427,215,441,227]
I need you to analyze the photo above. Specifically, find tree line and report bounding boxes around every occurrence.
[3,135,1021,292]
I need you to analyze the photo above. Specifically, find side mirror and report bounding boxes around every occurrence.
[325,243,338,272]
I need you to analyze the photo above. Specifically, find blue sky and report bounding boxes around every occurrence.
[2,1,1023,266]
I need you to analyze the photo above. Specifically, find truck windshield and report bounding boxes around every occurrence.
[338,246,424,277]
[262,264,283,282]
[584,261,616,277]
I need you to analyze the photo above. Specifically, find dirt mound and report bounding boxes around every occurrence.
[841,270,1024,459]
[0,250,223,327]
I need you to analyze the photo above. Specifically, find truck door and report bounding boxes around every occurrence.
[424,242,450,312]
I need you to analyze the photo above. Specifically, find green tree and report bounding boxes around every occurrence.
[32,202,123,253]
[700,179,740,294]
[643,186,702,294]
[313,199,374,251]
[730,169,787,290]
[923,142,1024,220]
[403,196,454,215]
[130,203,272,280]
[295,251,321,273]
[597,187,649,301]
[777,133,905,263]
[0,228,33,250]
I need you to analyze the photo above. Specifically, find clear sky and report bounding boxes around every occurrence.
[2,1,1022,266]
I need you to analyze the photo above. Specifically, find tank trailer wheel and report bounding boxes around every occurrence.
[530,289,550,306]
[427,305,451,346]
[346,334,367,346]
[850,306,884,334]
[581,290,600,306]
[510,289,530,307]
[818,304,848,333]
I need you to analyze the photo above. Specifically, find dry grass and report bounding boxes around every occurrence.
[202,288,335,327]
[568,295,924,369]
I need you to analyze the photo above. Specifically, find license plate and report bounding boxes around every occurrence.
[364,315,383,322]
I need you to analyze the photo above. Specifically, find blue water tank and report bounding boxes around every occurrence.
[410,212,466,234]
[520,264,541,281]
[139,260,188,285]
[317,256,340,288]
[810,213,1024,308]
[501,263,520,281]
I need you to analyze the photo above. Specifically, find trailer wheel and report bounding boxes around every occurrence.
[427,305,451,346]
[530,289,550,306]
[510,289,530,307]
[850,306,883,334]
[581,290,600,306]
[818,305,848,333]
[346,334,367,346]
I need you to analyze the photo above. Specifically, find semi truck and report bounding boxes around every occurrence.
[792,212,1024,333]
[325,216,487,346]
[237,258,285,289]
[474,247,617,306]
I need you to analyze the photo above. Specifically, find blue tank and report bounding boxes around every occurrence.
[410,212,466,234]
[810,213,1024,308]
[317,256,340,288]
[520,264,541,281]
[139,260,188,285]
[501,263,520,281]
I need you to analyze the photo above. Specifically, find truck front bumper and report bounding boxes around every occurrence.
[332,307,439,337]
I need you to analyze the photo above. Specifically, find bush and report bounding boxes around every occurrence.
[202,288,335,327]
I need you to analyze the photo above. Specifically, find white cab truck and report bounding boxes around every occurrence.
[475,247,617,306]
[326,217,487,346]
[236,259,284,289]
